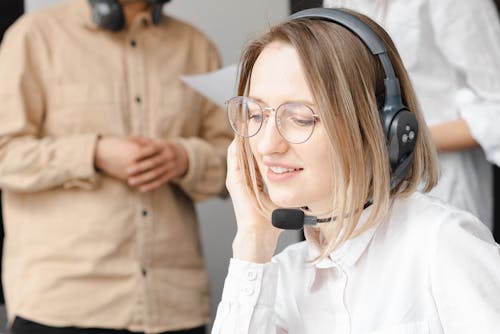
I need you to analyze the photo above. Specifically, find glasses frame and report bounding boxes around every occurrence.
[226,96,320,144]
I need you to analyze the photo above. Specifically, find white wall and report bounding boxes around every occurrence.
[24,0,297,330]
[164,0,289,66]
[25,0,61,12]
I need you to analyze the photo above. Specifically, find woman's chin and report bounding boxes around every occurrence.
[269,193,304,209]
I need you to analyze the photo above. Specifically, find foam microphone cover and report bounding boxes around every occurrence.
[272,208,305,230]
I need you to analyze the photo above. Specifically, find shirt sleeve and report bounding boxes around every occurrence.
[211,258,286,334]
[429,0,500,165]
[173,39,233,201]
[430,212,500,333]
[0,17,100,192]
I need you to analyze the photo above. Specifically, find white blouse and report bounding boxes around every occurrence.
[212,193,500,334]
[323,0,500,229]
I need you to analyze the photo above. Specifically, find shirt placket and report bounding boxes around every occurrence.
[328,264,351,334]
[125,25,157,332]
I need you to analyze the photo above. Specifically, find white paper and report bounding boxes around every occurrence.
[180,64,238,109]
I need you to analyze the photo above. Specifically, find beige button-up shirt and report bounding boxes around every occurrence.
[0,0,232,332]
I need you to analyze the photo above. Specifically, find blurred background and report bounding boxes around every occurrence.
[0,0,499,332]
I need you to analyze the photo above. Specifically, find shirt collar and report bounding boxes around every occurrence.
[305,205,381,290]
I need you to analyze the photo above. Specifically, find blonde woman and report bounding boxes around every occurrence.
[212,8,500,334]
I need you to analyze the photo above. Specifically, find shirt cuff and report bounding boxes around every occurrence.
[170,137,202,189]
[221,258,279,308]
[61,133,100,190]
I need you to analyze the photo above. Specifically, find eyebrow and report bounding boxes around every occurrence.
[248,96,316,108]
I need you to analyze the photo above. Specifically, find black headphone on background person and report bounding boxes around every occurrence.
[88,0,171,32]
[272,8,419,230]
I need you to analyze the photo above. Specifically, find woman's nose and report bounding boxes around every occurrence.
[255,115,288,155]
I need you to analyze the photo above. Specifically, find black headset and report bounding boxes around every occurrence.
[289,8,418,189]
[88,0,170,32]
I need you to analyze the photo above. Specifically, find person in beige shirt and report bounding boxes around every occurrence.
[0,0,232,333]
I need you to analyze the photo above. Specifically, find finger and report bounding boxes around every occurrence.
[128,163,170,186]
[160,142,177,161]
[134,143,162,162]
[140,156,184,187]
[254,157,264,191]
[226,140,246,192]
[138,171,172,192]
[156,167,181,185]
[127,154,167,176]
[227,140,239,172]
[128,135,150,146]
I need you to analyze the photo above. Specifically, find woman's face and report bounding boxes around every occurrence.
[249,42,334,213]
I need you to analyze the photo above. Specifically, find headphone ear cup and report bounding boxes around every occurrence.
[386,108,418,170]
[151,2,163,24]
[89,0,125,31]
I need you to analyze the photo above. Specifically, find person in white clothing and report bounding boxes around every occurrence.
[212,8,500,334]
[323,0,500,230]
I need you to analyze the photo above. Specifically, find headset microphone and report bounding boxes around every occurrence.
[272,209,333,230]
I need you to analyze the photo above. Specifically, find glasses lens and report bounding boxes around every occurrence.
[227,97,263,138]
[276,103,316,144]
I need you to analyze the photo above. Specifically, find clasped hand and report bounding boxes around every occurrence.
[95,135,188,192]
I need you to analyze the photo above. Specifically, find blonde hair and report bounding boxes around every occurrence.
[235,10,438,258]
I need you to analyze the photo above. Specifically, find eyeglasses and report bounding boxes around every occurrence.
[226,96,319,144]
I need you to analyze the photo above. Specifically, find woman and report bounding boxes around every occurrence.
[211,8,500,334]
[324,0,500,230]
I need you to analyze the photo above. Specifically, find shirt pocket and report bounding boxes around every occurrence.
[367,320,431,334]
[152,81,202,139]
[45,82,126,136]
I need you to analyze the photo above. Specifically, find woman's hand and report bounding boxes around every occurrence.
[226,140,282,263]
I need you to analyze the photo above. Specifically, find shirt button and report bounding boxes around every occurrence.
[242,284,254,296]
[135,95,142,104]
[246,270,257,281]
[130,39,137,47]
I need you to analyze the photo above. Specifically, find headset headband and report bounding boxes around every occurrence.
[288,8,402,101]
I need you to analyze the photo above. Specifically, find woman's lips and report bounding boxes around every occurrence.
[266,165,303,182]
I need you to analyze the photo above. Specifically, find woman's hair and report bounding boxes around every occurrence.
[235,9,438,258]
